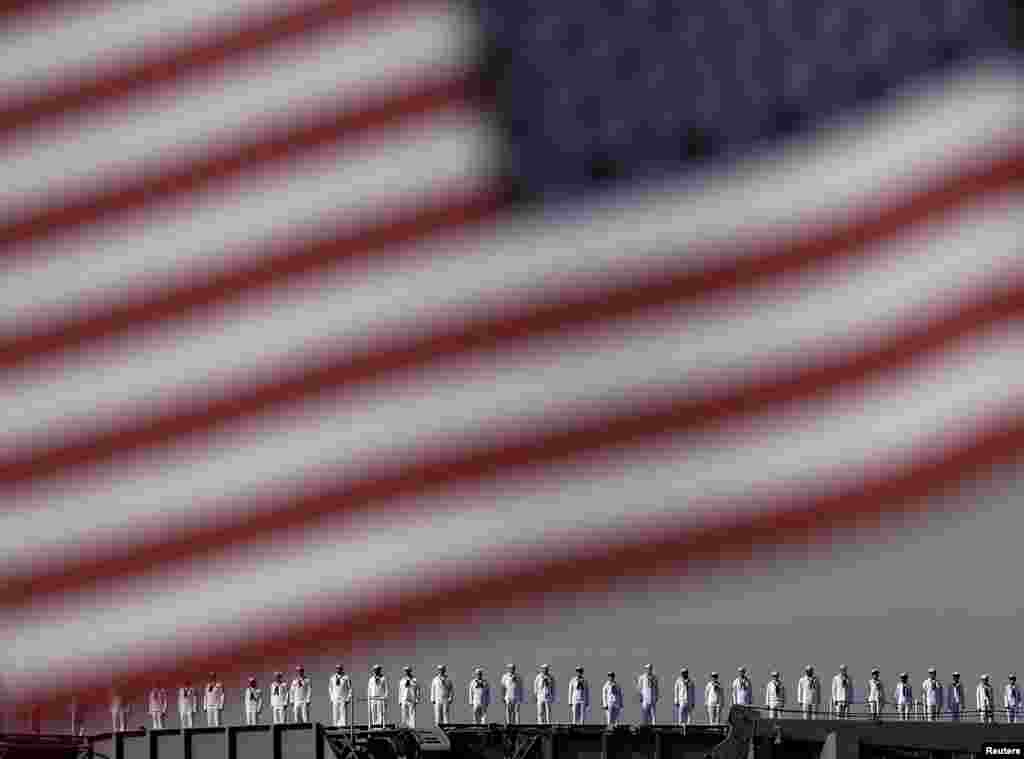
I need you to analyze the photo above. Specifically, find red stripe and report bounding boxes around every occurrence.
[17,405,1024,716]
[2,274,1021,611]
[0,72,489,264]
[0,0,410,142]
[0,146,1019,488]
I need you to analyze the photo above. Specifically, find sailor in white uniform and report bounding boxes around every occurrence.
[148,687,168,730]
[866,669,885,720]
[636,664,659,726]
[535,665,556,725]
[602,672,623,728]
[244,678,263,726]
[797,667,820,720]
[501,664,524,725]
[946,673,963,722]
[431,666,454,726]
[894,673,912,721]
[764,672,785,720]
[732,667,752,708]
[398,667,421,729]
[270,673,290,725]
[291,666,312,724]
[568,667,589,725]
[329,665,353,728]
[1004,674,1021,724]
[704,673,723,726]
[468,668,491,725]
[368,665,390,729]
[674,668,695,726]
[978,674,995,724]
[110,689,130,733]
[831,665,852,719]
[179,681,198,729]
[203,674,225,728]
[922,668,943,722]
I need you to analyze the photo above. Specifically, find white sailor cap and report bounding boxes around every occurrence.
[928,667,937,674]
[403,666,413,672]
[475,668,484,674]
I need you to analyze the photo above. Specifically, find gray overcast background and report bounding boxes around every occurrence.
[17,458,1022,734]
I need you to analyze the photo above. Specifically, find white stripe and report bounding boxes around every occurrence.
[0,1,480,214]
[1,60,1019,437]
[0,0,297,90]
[0,198,1018,578]
[1,326,1020,696]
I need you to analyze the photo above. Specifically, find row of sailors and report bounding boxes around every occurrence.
[110,665,1024,732]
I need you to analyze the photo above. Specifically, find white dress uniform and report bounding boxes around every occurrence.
[1004,680,1021,723]
[797,675,820,720]
[921,677,943,721]
[978,680,995,723]
[398,675,421,728]
[148,689,168,730]
[674,677,695,725]
[602,680,623,727]
[704,679,723,725]
[110,692,130,732]
[468,676,491,725]
[501,671,525,725]
[244,686,263,725]
[894,680,913,721]
[866,677,886,719]
[329,673,353,727]
[731,675,752,707]
[431,674,454,726]
[534,672,556,725]
[568,675,589,725]
[764,679,785,720]
[203,682,224,727]
[291,676,312,724]
[368,674,390,728]
[178,686,198,729]
[270,680,290,725]
[637,672,659,725]
[831,674,852,718]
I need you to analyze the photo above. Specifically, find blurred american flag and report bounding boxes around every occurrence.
[0,0,1020,720]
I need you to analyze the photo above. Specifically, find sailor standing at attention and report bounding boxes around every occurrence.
[468,668,490,725]
[797,667,820,720]
[398,667,421,728]
[568,667,590,725]
[732,668,752,708]
[270,673,290,725]
[329,666,353,728]
[203,674,225,728]
[431,666,454,726]
[148,686,168,730]
[602,672,623,728]
[977,674,995,724]
[244,678,263,726]
[946,673,963,722]
[674,668,695,726]
[535,665,556,725]
[637,664,659,726]
[1004,674,1021,724]
[110,688,130,733]
[179,681,198,729]
[704,673,722,726]
[764,672,785,720]
[831,665,852,719]
[291,666,312,724]
[501,664,524,725]
[894,674,912,721]
[367,665,390,729]
[922,669,943,722]
[866,669,885,720]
